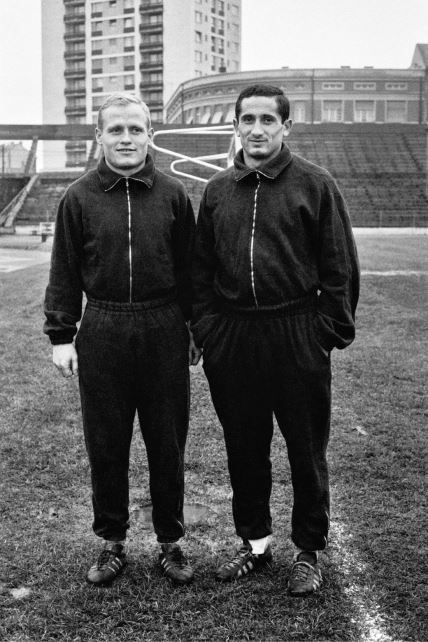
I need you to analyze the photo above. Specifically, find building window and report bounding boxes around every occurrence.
[195,50,202,62]
[322,100,343,122]
[386,100,406,122]
[385,82,407,90]
[92,78,104,92]
[293,101,306,123]
[124,17,134,29]
[124,55,135,69]
[148,90,162,101]
[195,11,202,23]
[354,100,375,122]
[92,41,103,54]
[151,109,162,122]
[354,82,376,90]
[322,82,344,90]
[195,30,202,43]
[124,75,135,89]
[92,21,103,35]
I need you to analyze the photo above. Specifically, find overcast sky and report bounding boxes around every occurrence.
[0,0,427,124]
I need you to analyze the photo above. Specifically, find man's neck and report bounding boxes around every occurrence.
[242,147,282,170]
[105,158,147,177]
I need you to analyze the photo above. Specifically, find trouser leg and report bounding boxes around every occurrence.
[203,316,274,541]
[136,303,190,543]
[273,312,331,551]
[76,306,136,541]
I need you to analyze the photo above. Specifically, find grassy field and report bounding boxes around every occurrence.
[0,233,427,641]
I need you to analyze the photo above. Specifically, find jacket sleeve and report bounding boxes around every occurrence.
[190,186,220,347]
[173,190,196,321]
[315,178,360,351]
[43,189,84,345]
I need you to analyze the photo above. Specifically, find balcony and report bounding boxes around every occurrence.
[64,68,85,78]
[64,32,85,42]
[64,87,86,96]
[64,50,85,61]
[64,13,85,24]
[91,11,102,18]
[140,22,162,33]
[65,141,87,151]
[140,80,163,90]
[124,26,135,32]
[64,0,85,7]
[140,1,163,11]
[139,41,163,50]
[65,105,86,115]
[139,61,163,71]
[124,6,135,12]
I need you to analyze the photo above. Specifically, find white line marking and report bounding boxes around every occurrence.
[361,270,427,276]
[331,522,393,642]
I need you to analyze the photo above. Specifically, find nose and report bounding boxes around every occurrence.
[251,119,264,136]
[121,128,132,143]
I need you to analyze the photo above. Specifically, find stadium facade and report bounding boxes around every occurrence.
[165,44,428,126]
[41,0,242,168]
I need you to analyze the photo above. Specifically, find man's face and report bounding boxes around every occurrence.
[96,103,153,175]
[234,96,291,167]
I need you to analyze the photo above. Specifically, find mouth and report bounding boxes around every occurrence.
[117,149,136,153]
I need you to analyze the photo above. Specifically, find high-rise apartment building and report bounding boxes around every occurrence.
[41,0,242,168]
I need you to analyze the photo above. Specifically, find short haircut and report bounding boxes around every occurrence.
[235,84,290,123]
[97,92,151,130]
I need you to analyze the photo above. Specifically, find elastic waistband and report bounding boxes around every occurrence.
[86,293,176,313]
[220,293,317,317]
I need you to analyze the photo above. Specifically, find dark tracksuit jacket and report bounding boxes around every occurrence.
[191,144,359,550]
[44,154,195,543]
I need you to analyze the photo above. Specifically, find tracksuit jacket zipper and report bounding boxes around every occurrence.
[249,172,261,308]
[125,177,132,303]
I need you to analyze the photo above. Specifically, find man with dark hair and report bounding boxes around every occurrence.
[192,84,359,596]
[44,92,200,587]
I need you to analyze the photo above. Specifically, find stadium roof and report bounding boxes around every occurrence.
[411,43,428,68]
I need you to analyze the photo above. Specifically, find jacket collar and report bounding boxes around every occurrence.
[97,153,155,191]
[233,144,292,181]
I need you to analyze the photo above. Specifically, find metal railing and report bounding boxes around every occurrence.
[150,124,235,183]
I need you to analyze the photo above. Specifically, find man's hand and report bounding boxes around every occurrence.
[188,326,202,366]
[52,343,79,378]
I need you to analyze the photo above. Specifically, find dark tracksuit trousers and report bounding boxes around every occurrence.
[202,295,331,552]
[75,296,190,543]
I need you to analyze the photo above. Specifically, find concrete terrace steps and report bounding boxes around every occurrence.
[15,174,80,226]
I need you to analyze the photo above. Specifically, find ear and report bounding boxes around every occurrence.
[283,119,293,138]
[233,118,240,137]
[95,128,102,145]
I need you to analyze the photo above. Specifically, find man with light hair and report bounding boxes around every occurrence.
[44,92,200,586]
